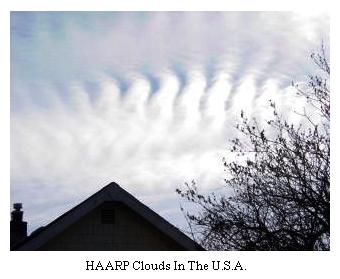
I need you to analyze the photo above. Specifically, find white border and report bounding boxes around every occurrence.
[1,1,338,279]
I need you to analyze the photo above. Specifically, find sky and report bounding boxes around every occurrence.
[10,11,329,233]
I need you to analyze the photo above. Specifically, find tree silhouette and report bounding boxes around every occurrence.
[177,47,330,250]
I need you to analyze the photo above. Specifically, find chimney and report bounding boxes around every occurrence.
[10,203,27,247]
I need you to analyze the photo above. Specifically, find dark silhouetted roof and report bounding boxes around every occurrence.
[13,182,204,251]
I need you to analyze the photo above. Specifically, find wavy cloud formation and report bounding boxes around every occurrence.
[10,12,328,232]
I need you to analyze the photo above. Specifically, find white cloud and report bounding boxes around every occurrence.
[10,12,329,232]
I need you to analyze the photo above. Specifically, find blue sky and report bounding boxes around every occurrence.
[10,11,329,233]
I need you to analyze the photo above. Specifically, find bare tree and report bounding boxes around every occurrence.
[177,48,330,251]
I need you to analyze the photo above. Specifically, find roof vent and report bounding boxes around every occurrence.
[101,209,115,224]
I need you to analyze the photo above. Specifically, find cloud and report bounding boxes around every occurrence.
[10,12,329,232]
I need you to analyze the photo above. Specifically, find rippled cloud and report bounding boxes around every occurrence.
[10,12,329,232]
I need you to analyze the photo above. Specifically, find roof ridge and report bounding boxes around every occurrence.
[104,181,121,189]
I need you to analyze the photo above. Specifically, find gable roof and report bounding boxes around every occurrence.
[13,182,204,251]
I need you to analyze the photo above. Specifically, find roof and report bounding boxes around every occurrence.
[13,182,204,251]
